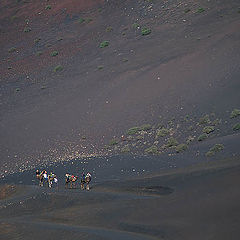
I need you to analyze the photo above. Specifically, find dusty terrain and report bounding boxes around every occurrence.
[0,0,240,239]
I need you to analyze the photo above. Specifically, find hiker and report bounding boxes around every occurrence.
[48,172,56,188]
[85,172,92,191]
[80,173,86,190]
[36,169,40,178]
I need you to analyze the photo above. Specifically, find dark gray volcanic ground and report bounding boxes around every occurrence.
[0,0,239,173]
[0,0,240,238]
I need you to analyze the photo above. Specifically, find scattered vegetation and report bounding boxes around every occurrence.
[57,37,63,41]
[166,137,178,147]
[99,41,109,48]
[140,124,152,131]
[156,128,169,138]
[53,65,63,72]
[202,126,215,134]
[15,88,20,92]
[145,145,158,154]
[86,18,93,23]
[198,133,208,141]
[122,58,128,62]
[132,23,140,29]
[197,8,205,13]
[36,51,43,56]
[34,38,41,44]
[141,27,151,36]
[8,47,16,53]
[50,51,59,57]
[78,18,85,23]
[230,109,240,118]
[106,26,113,32]
[184,8,191,13]
[127,127,141,135]
[24,26,31,32]
[109,139,118,146]
[121,145,130,153]
[233,123,240,131]
[199,114,211,125]
[176,144,188,153]
[206,144,224,157]
[97,65,104,70]
[45,5,51,10]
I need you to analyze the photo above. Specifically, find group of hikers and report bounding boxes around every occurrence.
[35,170,92,190]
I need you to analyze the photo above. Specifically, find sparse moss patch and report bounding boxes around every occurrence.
[141,27,151,36]
[176,144,188,153]
[99,41,109,48]
[203,126,215,134]
[233,123,240,131]
[230,109,240,118]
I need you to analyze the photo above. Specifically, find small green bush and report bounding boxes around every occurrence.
[121,145,130,153]
[176,144,188,153]
[34,38,41,44]
[198,133,208,141]
[197,8,205,13]
[86,18,93,23]
[15,88,20,92]
[97,65,104,70]
[141,27,151,36]
[45,5,51,10]
[36,51,43,56]
[140,124,152,131]
[166,137,178,147]
[206,144,224,157]
[109,139,118,146]
[78,18,85,23]
[199,114,211,124]
[106,26,113,32]
[203,126,215,134]
[99,41,109,48]
[132,23,140,28]
[127,127,141,135]
[233,123,240,131]
[24,26,31,32]
[145,145,158,154]
[230,109,240,118]
[184,8,191,13]
[8,47,16,53]
[51,51,58,57]
[136,135,144,140]
[156,128,169,138]
[53,65,63,72]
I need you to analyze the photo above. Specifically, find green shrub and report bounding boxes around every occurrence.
[86,18,93,23]
[176,144,188,153]
[99,41,109,48]
[34,38,41,44]
[197,8,205,13]
[127,127,141,135]
[45,5,51,10]
[156,128,169,138]
[106,26,113,32]
[97,65,104,70]
[15,88,20,92]
[145,145,158,154]
[136,135,144,140]
[233,123,240,131]
[53,65,63,72]
[141,27,151,36]
[230,109,240,118]
[184,8,191,13]
[78,18,85,23]
[140,124,152,131]
[203,126,215,134]
[212,118,221,125]
[186,136,194,144]
[121,145,130,153]
[166,137,178,147]
[132,23,140,29]
[50,51,58,57]
[199,114,210,124]
[24,26,31,32]
[36,51,43,56]
[109,139,118,146]
[8,47,16,53]
[206,144,224,157]
[198,133,208,141]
